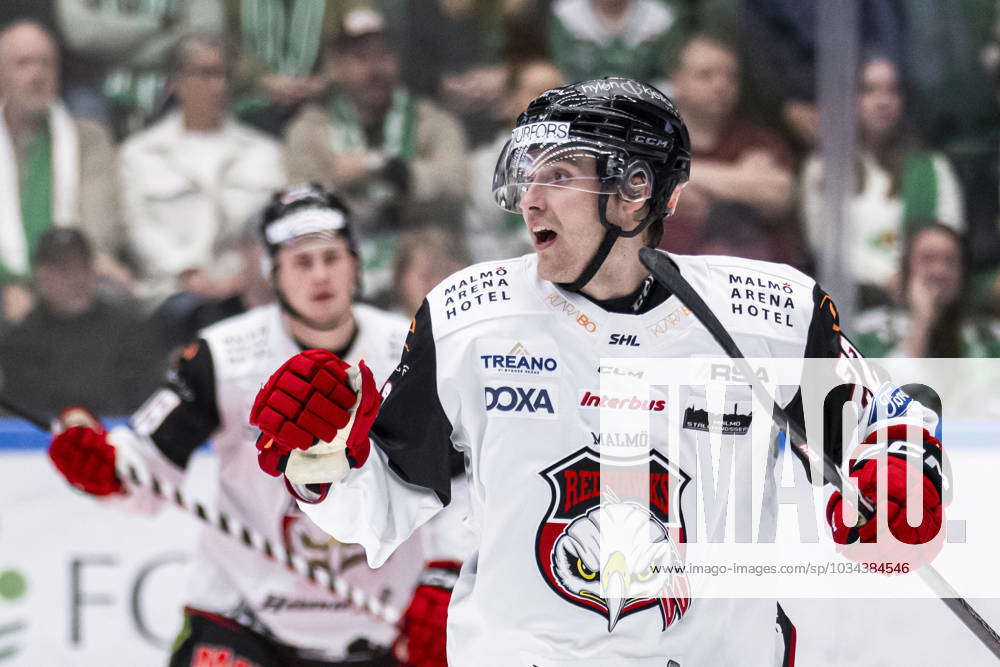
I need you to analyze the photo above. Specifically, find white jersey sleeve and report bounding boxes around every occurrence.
[298,299,466,567]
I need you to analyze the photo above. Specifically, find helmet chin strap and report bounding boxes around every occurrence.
[557,194,620,292]
[557,193,654,293]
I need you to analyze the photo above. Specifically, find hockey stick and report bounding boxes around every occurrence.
[0,394,400,625]
[638,248,1000,659]
[0,396,51,432]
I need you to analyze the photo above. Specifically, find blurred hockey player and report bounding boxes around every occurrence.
[249,80,945,665]
[48,184,466,666]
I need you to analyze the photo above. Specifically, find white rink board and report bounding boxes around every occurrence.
[0,448,217,666]
[1,430,999,665]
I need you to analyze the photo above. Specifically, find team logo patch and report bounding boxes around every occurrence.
[477,339,560,377]
[682,402,752,435]
[535,448,692,632]
[868,382,913,426]
[484,384,557,417]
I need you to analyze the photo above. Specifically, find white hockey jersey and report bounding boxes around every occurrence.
[108,303,424,658]
[299,252,944,666]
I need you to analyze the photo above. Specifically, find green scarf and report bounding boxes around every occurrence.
[325,89,417,161]
[240,0,326,76]
[900,152,938,227]
[2,125,53,282]
[100,0,185,129]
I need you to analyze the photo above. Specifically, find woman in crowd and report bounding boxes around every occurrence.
[853,222,1000,357]
[801,56,966,305]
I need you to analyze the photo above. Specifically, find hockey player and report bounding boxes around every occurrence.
[47,184,451,666]
[249,80,945,665]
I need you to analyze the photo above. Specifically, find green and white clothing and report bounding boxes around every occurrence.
[801,150,966,290]
[0,103,79,282]
[59,0,225,131]
[0,103,121,283]
[853,306,1000,357]
[285,91,469,298]
[548,0,689,83]
[119,112,287,303]
[232,0,332,77]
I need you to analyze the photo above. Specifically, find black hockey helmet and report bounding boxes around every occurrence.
[260,182,357,259]
[492,77,691,290]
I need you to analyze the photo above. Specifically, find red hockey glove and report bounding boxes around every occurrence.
[826,455,943,568]
[49,408,122,496]
[393,561,460,667]
[250,349,380,479]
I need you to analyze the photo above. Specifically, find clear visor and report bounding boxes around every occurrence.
[492,128,652,214]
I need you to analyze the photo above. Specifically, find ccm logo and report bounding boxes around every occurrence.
[609,333,640,347]
[484,385,555,414]
[632,134,669,148]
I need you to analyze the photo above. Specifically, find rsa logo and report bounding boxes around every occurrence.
[608,333,640,347]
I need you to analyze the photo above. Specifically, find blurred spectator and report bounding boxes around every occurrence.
[119,32,286,313]
[286,7,468,297]
[901,1,1000,273]
[54,0,224,135]
[500,0,561,62]
[968,8,1000,310]
[0,20,125,326]
[853,223,1000,357]
[742,0,902,150]
[465,58,564,262]
[227,0,367,135]
[391,0,506,98]
[801,57,966,306]
[0,228,163,417]
[698,202,778,262]
[659,34,798,263]
[391,226,471,317]
[548,0,690,84]
[390,0,527,147]
[899,0,999,150]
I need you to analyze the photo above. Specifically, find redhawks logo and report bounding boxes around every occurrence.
[535,448,692,632]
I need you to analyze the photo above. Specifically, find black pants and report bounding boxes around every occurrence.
[169,608,399,667]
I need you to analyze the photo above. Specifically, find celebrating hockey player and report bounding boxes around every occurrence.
[48,184,460,666]
[249,80,945,665]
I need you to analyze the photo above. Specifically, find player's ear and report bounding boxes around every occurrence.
[609,194,649,231]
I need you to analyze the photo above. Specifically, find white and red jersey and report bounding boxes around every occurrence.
[107,303,431,659]
[299,252,944,666]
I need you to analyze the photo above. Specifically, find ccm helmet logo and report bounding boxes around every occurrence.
[632,134,670,149]
[484,385,555,414]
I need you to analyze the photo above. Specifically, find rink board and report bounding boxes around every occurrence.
[1,418,999,666]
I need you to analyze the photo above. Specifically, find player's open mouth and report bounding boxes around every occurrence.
[532,227,558,250]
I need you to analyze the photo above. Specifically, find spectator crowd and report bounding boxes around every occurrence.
[1,0,999,419]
